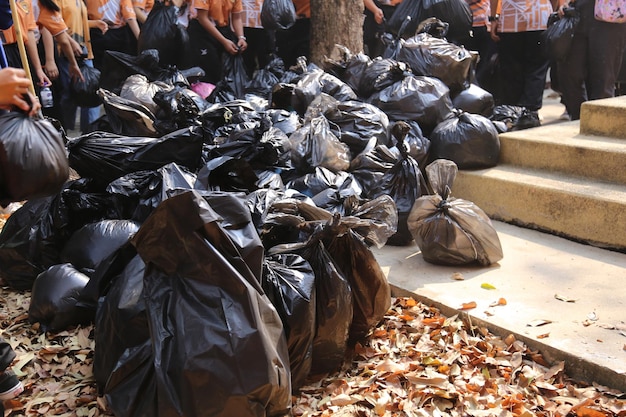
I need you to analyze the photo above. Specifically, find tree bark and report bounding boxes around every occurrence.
[309,0,364,66]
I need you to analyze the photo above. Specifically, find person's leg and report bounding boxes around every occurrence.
[184,19,224,84]
[496,32,525,106]
[558,30,589,120]
[518,30,549,111]
[585,20,626,101]
[57,55,79,131]
[0,337,22,402]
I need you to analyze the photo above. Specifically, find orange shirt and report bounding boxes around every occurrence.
[0,0,38,44]
[496,0,553,32]
[86,0,136,27]
[191,0,242,27]
[292,0,309,18]
[37,5,70,37]
[240,0,262,28]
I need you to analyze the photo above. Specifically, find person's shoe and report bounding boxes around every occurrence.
[0,369,23,401]
[514,109,541,130]
[559,110,571,121]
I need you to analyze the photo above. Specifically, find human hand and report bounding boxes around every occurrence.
[45,60,59,80]
[95,19,108,34]
[223,39,239,55]
[0,68,34,112]
[237,37,248,52]
[374,7,384,24]
[490,22,500,42]
[69,63,85,83]
[36,69,52,87]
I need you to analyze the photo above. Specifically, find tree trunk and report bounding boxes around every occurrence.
[309,0,364,66]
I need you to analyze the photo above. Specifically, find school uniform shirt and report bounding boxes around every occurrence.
[86,0,136,28]
[466,0,490,28]
[0,0,38,44]
[37,5,68,39]
[51,0,92,57]
[241,0,262,29]
[496,0,552,32]
[190,0,242,27]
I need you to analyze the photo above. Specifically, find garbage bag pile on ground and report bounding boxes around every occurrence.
[0,27,508,415]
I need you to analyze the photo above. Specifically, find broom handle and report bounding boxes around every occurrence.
[8,0,36,95]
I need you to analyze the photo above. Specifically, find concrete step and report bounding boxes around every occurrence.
[580,96,626,138]
[452,165,626,250]
[499,122,626,185]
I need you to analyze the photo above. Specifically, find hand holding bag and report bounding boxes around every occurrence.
[594,0,626,23]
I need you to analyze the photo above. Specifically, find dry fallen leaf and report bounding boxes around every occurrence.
[489,298,507,307]
[459,301,477,310]
[537,333,550,339]
[480,283,496,290]
[527,319,553,327]
[555,293,578,302]
[451,272,464,281]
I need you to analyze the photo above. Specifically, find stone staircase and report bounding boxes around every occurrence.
[452,96,626,251]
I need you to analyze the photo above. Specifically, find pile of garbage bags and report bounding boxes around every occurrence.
[0,30,509,416]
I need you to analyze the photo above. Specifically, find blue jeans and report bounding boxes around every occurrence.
[58,56,101,133]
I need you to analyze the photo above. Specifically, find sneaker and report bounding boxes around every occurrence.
[0,369,23,401]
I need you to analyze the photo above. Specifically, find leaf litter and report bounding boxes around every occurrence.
[1,290,625,416]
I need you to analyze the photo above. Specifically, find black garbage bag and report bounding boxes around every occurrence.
[208,54,250,101]
[397,32,474,92]
[261,0,296,30]
[107,163,197,223]
[268,225,353,376]
[245,68,280,99]
[342,195,398,249]
[60,219,141,275]
[153,85,210,128]
[67,126,203,186]
[137,1,189,67]
[98,88,159,137]
[368,126,427,246]
[421,0,473,41]
[264,109,300,136]
[541,8,579,62]
[195,156,260,193]
[368,74,454,136]
[400,120,431,166]
[131,190,291,417]
[452,83,495,117]
[92,250,147,389]
[407,159,504,265]
[286,167,362,200]
[385,0,423,38]
[321,45,371,94]
[292,67,357,115]
[429,110,500,169]
[100,49,189,93]
[28,263,91,332]
[0,112,69,206]
[289,116,351,174]
[70,61,102,108]
[490,104,531,131]
[262,254,315,391]
[0,178,119,290]
[306,94,391,155]
[358,58,410,99]
[349,144,397,195]
[322,218,391,342]
[120,74,172,115]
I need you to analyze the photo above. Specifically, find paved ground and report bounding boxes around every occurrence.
[372,92,626,393]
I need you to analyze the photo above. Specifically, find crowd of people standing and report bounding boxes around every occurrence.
[2,0,625,134]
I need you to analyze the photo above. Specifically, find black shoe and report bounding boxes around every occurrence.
[0,369,23,401]
[514,109,541,130]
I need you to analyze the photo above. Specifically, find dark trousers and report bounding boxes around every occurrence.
[363,3,397,58]
[0,337,15,371]
[275,18,310,68]
[185,20,236,84]
[459,25,497,87]
[242,27,273,77]
[497,31,549,111]
[90,26,138,70]
[558,5,626,119]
